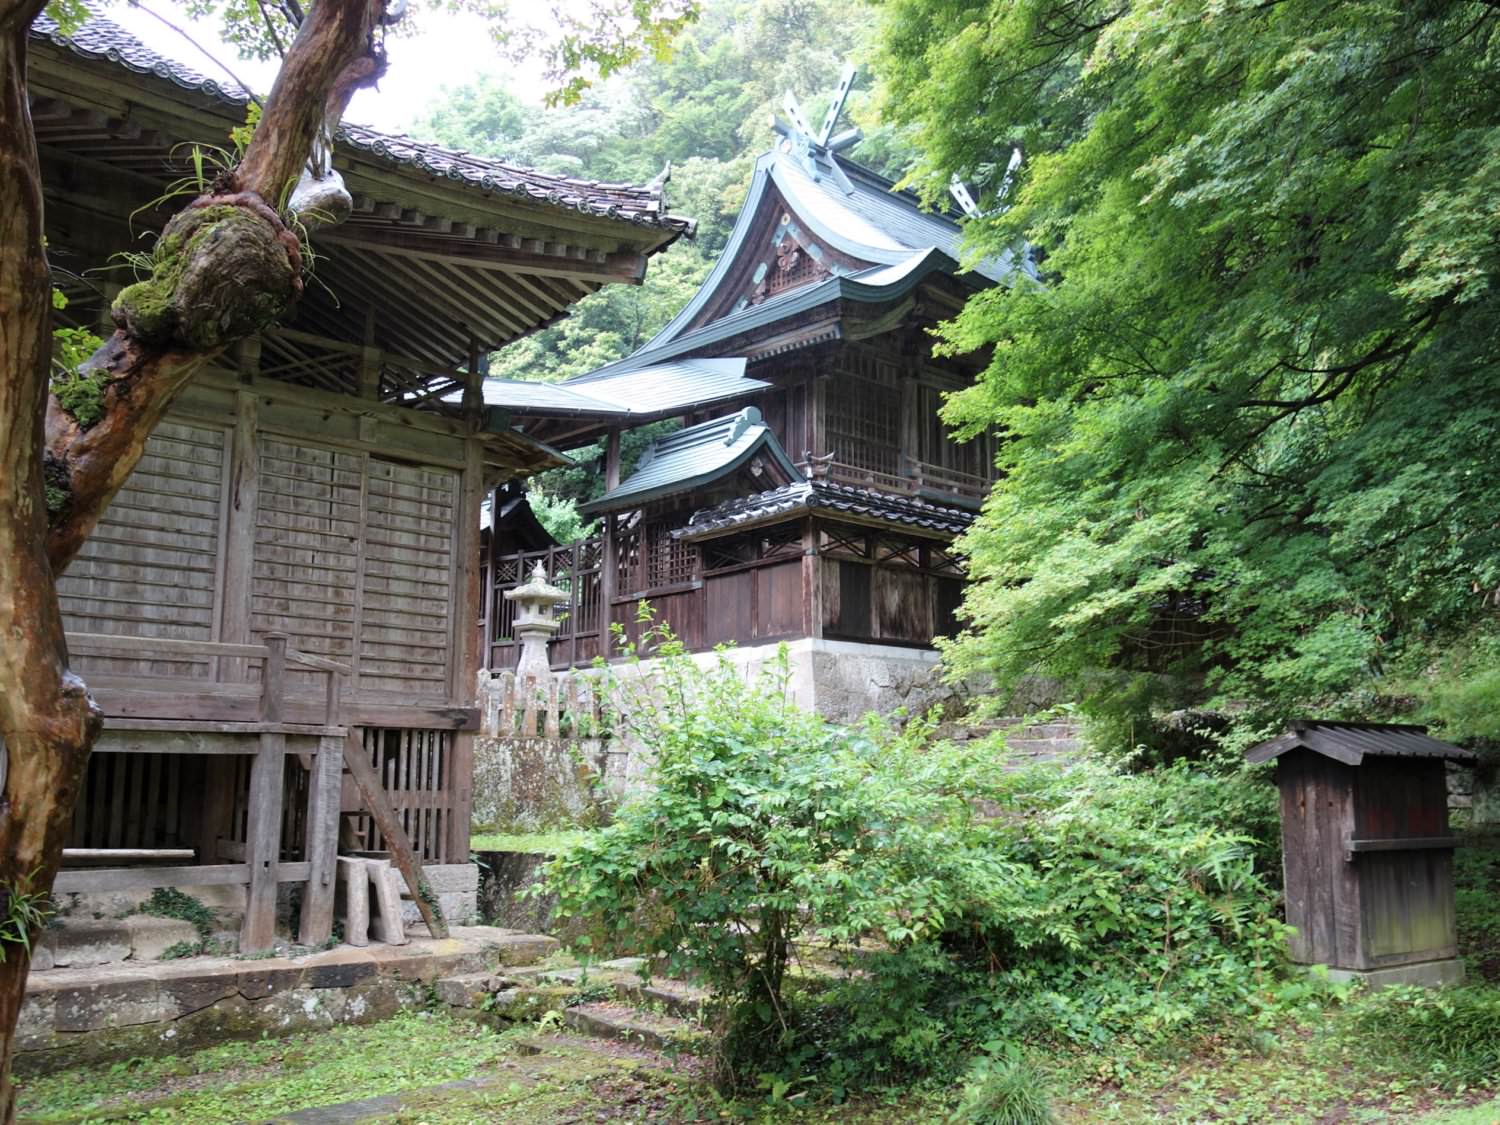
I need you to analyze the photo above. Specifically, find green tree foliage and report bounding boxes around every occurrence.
[874,1,1500,743]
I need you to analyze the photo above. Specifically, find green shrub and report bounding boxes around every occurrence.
[546,615,1294,1093]
[951,1046,1057,1125]
[1341,985,1500,1089]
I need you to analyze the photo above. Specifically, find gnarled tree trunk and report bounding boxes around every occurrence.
[0,2,389,1116]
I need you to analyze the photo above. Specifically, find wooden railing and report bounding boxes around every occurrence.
[66,631,349,729]
[821,456,991,504]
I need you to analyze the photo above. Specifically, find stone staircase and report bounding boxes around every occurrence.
[434,955,710,1054]
[937,715,1084,768]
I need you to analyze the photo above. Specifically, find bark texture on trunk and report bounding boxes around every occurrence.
[0,2,389,1116]
[0,7,101,1119]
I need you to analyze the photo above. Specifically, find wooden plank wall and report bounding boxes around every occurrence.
[252,437,363,684]
[62,371,472,711]
[361,461,457,699]
[1353,759,1457,967]
[58,420,229,679]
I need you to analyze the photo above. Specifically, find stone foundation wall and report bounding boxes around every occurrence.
[15,926,552,1076]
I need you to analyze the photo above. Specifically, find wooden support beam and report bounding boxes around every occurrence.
[298,736,343,946]
[241,730,287,952]
[221,390,260,681]
[260,632,287,723]
[54,864,249,893]
[448,438,485,860]
[341,731,449,939]
[319,227,648,284]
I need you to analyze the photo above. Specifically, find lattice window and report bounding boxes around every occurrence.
[646,522,698,588]
[766,247,826,295]
[825,381,902,480]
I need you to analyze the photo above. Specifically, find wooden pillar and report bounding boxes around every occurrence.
[447,439,485,862]
[240,731,285,952]
[482,485,501,671]
[801,518,822,639]
[600,430,622,658]
[462,336,484,420]
[297,735,342,946]
[242,632,288,951]
[604,428,622,492]
[220,389,259,682]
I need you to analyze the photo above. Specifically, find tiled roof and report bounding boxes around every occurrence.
[1245,721,1475,766]
[679,480,976,540]
[30,10,691,233]
[579,407,800,514]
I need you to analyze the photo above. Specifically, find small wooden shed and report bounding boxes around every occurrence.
[1247,720,1474,987]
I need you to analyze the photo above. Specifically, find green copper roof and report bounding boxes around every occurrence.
[579,407,802,513]
[479,359,766,417]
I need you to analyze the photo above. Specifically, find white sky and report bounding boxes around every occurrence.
[104,1,549,134]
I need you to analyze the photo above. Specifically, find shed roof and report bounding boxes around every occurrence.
[1245,721,1476,767]
[579,407,801,514]
[678,480,976,541]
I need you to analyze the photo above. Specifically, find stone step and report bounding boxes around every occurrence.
[33,914,230,970]
[561,1000,706,1053]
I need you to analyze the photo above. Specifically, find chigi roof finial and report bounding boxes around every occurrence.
[772,62,861,192]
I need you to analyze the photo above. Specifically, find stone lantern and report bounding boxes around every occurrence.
[504,561,567,683]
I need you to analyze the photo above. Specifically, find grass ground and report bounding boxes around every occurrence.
[470,829,596,854]
[18,831,1499,1123]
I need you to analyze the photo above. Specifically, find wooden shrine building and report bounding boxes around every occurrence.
[30,11,689,948]
[481,79,1026,715]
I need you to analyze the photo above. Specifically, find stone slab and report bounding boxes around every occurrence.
[420,863,479,894]
[122,915,201,961]
[433,973,496,1010]
[38,919,131,969]
[1324,958,1466,990]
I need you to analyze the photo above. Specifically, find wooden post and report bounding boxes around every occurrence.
[461,335,484,420]
[604,428,621,492]
[341,731,449,939]
[220,389,260,682]
[447,438,485,861]
[240,731,285,952]
[600,516,618,658]
[359,306,381,400]
[260,632,287,722]
[802,517,822,639]
[297,735,342,946]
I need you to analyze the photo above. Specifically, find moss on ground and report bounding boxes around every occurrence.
[471,829,596,855]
